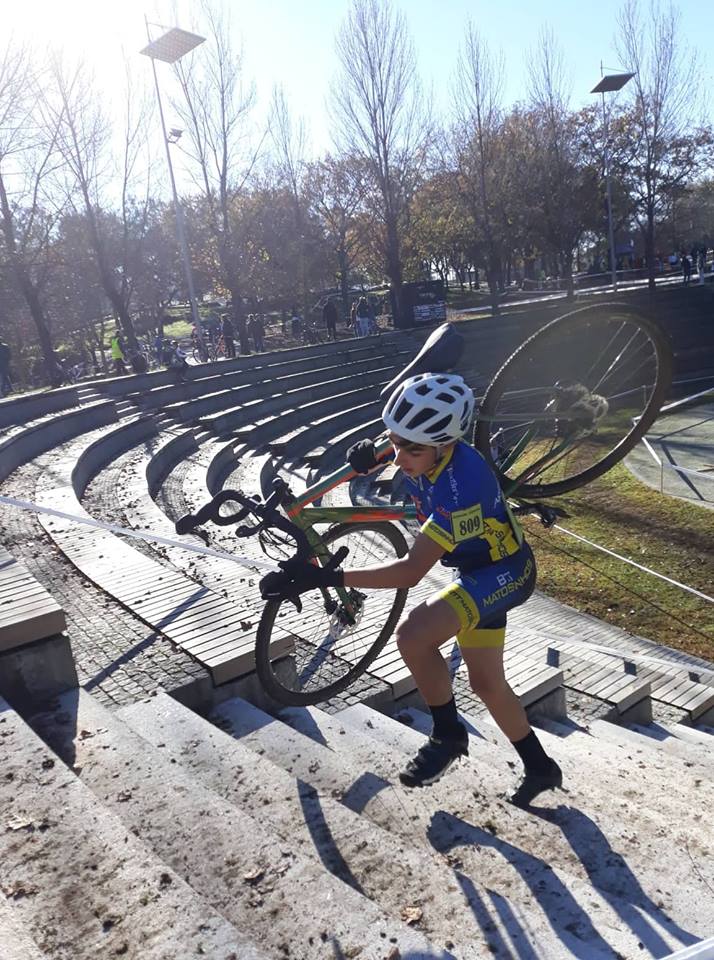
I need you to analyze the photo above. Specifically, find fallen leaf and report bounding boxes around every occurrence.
[2,880,38,899]
[243,868,264,885]
[400,905,423,925]
[6,815,33,831]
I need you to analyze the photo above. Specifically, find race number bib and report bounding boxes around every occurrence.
[451,505,484,542]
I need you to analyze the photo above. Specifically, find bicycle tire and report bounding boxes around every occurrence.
[474,302,672,498]
[255,521,409,706]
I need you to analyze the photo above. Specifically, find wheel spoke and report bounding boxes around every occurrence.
[475,305,671,496]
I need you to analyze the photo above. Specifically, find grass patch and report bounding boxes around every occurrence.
[523,461,714,662]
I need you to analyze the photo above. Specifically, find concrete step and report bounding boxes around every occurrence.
[406,706,714,843]
[213,695,699,958]
[0,894,49,960]
[118,690,588,960]
[28,689,443,960]
[588,718,714,780]
[669,723,714,748]
[0,696,255,960]
[333,703,712,952]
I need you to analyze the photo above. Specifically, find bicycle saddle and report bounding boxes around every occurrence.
[379,322,464,398]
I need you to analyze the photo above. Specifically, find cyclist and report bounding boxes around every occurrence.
[260,372,562,807]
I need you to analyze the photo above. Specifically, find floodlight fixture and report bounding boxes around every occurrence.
[140,27,205,64]
[591,70,635,292]
[141,20,207,351]
[590,72,636,94]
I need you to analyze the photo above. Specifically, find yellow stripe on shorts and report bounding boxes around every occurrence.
[439,581,479,631]
[457,625,506,649]
[439,582,506,649]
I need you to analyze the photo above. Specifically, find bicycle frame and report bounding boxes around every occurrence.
[285,435,414,528]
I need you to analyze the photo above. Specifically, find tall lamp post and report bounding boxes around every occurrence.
[591,71,634,292]
[140,24,206,353]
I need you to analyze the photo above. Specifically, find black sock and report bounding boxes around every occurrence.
[511,730,553,775]
[429,697,463,739]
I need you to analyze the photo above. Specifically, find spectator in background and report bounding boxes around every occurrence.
[0,338,13,396]
[291,307,302,340]
[221,313,236,358]
[349,300,357,332]
[154,331,164,365]
[681,254,691,285]
[322,298,338,341]
[248,314,265,352]
[356,297,370,337]
[110,333,127,376]
[164,339,189,382]
[367,298,379,335]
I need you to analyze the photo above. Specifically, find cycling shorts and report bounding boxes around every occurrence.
[439,544,536,649]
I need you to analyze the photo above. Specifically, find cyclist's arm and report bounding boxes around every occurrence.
[343,532,444,590]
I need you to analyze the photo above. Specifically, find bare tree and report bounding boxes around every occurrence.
[0,40,67,382]
[45,55,154,352]
[527,28,600,298]
[307,153,370,316]
[331,0,428,325]
[171,0,261,353]
[270,87,310,317]
[451,23,507,312]
[616,0,713,290]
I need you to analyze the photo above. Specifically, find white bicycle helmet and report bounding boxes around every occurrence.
[382,372,475,445]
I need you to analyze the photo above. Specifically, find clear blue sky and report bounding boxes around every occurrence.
[8,0,714,160]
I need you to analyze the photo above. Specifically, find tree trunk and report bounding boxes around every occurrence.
[80,192,139,352]
[486,254,501,315]
[385,221,405,326]
[562,252,575,300]
[338,246,350,318]
[0,176,59,384]
[230,288,250,354]
[645,207,657,292]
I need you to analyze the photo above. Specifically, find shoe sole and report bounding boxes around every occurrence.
[510,774,564,809]
[398,753,467,789]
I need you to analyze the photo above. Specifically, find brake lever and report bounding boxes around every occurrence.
[281,546,349,612]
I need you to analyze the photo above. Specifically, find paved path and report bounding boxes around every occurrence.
[626,400,714,509]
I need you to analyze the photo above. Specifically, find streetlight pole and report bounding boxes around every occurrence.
[140,23,206,355]
[591,71,635,293]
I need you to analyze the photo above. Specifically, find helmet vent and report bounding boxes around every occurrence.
[394,397,412,421]
[407,407,437,429]
[428,414,451,435]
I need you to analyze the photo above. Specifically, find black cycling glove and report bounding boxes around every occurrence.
[347,438,379,474]
[259,558,344,601]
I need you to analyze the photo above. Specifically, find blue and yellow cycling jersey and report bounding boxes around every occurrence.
[402,440,523,570]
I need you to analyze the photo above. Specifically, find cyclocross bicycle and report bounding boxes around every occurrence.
[176,302,672,706]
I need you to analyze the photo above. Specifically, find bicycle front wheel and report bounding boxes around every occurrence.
[255,522,409,706]
[474,303,672,498]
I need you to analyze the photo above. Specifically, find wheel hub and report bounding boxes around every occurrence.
[328,591,365,640]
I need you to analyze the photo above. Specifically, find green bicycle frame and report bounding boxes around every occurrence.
[285,435,414,533]
[279,436,413,609]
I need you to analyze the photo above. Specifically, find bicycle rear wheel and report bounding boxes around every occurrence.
[474,303,672,498]
[255,522,408,705]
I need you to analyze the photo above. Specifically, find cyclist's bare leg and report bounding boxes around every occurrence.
[396,599,529,739]
[460,646,530,742]
[395,597,460,706]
